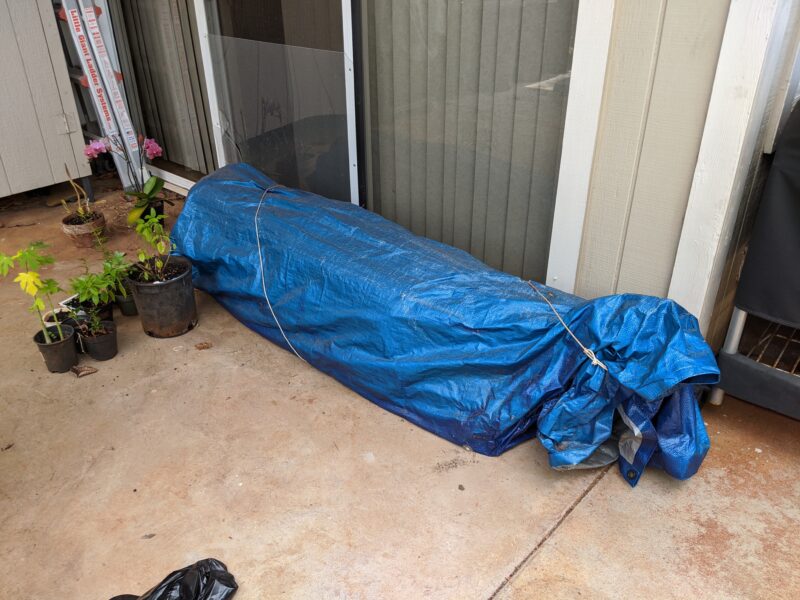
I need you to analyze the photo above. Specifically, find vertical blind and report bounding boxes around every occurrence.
[362,0,578,280]
[119,0,215,174]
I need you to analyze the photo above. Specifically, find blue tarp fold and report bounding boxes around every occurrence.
[172,164,719,486]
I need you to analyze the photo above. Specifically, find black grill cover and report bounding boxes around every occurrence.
[735,103,800,328]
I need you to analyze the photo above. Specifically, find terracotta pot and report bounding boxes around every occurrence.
[61,212,106,248]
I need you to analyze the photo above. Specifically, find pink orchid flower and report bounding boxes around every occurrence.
[83,139,108,159]
[143,138,163,160]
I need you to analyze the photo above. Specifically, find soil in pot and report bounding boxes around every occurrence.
[34,324,78,373]
[61,211,106,248]
[62,295,114,322]
[129,256,197,338]
[81,321,118,361]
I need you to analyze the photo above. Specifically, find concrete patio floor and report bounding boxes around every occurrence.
[1,182,798,599]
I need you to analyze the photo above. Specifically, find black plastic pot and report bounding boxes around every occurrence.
[62,296,114,322]
[44,311,85,354]
[96,302,114,321]
[116,291,138,316]
[82,321,118,361]
[34,324,78,373]
[129,256,197,338]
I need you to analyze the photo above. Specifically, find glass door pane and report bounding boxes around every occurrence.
[200,0,352,202]
[359,0,579,280]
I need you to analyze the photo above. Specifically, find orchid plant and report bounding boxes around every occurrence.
[84,134,170,225]
[0,243,66,343]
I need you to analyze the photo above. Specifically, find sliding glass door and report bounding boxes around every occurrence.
[195,0,582,281]
[197,0,356,202]
[359,0,579,281]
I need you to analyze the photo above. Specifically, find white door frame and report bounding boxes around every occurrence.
[341,0,359,205]
[668,0,793,331]
[193,0,226,169]
[545,0,616,294]
[192,0,359,205]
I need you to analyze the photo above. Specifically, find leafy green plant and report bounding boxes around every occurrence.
[69,273,108,335]
[126,175,171,225]
[68,252,130,336]
[134,209,176,282]
[101,251,132,298]
[0,243,66,343]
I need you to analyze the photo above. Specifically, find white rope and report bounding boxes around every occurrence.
[525,281,608,371]
[254,185,600,371]
[255,186,306,362]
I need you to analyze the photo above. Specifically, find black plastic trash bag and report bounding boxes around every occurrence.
[109,558,237,600]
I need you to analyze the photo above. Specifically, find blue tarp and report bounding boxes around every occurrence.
[172,163,719,486]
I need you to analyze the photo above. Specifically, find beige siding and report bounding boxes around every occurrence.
[0,0,90,197]
[575,0,730,298]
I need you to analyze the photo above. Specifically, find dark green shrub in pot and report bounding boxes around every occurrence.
[128,209,197,338]
[69,256,130,361]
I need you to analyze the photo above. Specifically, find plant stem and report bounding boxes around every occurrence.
[45,294,65,341]
[36,307,51,344]
[138,139,146,185]
[159,252,171,281]
[136,260,157,281]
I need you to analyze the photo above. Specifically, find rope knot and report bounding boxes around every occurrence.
[582,348,608,371]
[525,281,608,372]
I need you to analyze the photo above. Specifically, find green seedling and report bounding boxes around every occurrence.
[0,242,65,343]
[134,209,176,282]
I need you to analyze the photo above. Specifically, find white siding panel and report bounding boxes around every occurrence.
[575,0,730,299]
[616,0,730,295]
[0,0,88,196]
[574,0,667,298]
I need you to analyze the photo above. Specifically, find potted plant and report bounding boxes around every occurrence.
[69,267,121,361]
[102,251,137,316]
[84,134,171,225]
[60,167,106,248]
[128,209,197,337]
[44,307,85,354]
[0,243,78,372]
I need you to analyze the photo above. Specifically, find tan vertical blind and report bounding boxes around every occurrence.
[363,0,578,281]
[120,0,215,174]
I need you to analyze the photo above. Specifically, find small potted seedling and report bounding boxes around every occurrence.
[128,209,197,337]
[60,166,106,248]
[69,266,122,361]
[0,243,78,372]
